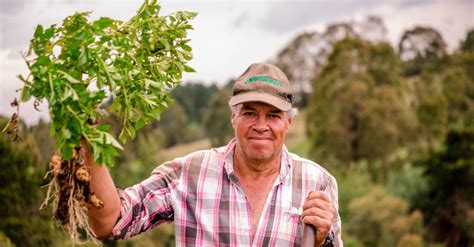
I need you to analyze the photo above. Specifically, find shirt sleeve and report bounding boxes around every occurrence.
[326,174,343,247]
[110,160,182,240]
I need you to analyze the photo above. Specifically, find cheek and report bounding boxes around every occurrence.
[274,125,289,139]
[232,119,246,136]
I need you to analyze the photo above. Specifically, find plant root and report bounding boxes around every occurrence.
[41,147,104,245]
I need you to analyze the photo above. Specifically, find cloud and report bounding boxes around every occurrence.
[0,0,28,15]
[374,0,474,51]
[0,0,31,57]
[238,0,380,34]
[396,0,434,8]
[236,0,453,35]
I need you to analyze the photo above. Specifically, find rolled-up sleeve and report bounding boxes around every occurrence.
[110,160,182,239]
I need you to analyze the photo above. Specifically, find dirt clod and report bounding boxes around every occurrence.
[90,194,104,209]
[75,167,90,183]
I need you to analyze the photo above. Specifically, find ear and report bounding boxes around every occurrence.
[231,112,237,129]
[286,117,292,129]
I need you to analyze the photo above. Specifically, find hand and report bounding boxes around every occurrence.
[302,191,336,246]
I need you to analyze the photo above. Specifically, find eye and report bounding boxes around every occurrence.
[242,111,256,117]
[268,113,282,120]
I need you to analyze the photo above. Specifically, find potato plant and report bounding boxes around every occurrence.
[3,0,196,243]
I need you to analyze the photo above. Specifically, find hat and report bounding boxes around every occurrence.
[228,63,293,111]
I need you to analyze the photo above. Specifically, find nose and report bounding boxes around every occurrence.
[252,114,269,132]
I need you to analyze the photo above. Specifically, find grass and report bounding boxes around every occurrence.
[158,138,211,162]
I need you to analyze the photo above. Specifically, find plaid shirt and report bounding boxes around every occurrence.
[111,139,342,246]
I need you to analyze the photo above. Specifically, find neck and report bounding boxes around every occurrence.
[233,146,281,180]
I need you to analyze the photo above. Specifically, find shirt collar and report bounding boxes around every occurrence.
[222,138,292,184]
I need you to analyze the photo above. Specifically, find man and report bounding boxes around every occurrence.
[84,63,343,246]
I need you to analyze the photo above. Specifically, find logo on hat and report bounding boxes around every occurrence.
[245,76,283,87]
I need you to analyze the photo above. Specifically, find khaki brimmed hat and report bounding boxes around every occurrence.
[228,63,293,111]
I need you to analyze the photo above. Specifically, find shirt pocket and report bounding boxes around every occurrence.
[282,206,303,244]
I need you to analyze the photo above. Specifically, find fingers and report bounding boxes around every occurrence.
[306,191,330,201]
[301,204,334,220]
[302,215,332,229]
[301,191,336,226]
[302,191,331,211]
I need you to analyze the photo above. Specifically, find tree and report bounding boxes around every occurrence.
[399,26,447,76]
[307,38,417,181]
[347,187,425,247]
[29,119,55,163]
[203,89,234,146]
[0,117,59,246]
[413,81,448,152]
[158,101,189,147]
[413,29,474,146]
[460,29,474,53]
[414,128,474,246]
[171,83,219,123]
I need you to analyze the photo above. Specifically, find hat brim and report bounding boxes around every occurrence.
[229,91,292,111]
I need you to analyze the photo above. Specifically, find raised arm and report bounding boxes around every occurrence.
[80,138,121,239]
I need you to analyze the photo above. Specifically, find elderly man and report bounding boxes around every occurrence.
[84,63,342,246]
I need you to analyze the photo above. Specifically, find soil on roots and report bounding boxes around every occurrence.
[42,147,104,244]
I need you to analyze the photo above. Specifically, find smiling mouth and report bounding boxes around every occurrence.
[248,137,272,141]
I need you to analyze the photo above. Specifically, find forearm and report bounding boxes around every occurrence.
[81,140,121,239]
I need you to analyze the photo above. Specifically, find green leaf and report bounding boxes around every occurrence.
[119,129,127,143]
[57,70,80,84]
[104,132,123,150]
[185,11,198,19]
[90,142,101,162]
[61,87,79,101]
[78,48,88,67]
[181,43,192,51]
[61,145,72,160]
[126,125,136,140]
[160,100,168,108]
[34,25,44,38]
[44,25,56,39]
[20,86,32,102]
[184,65,196,73]
[174,60,185,72]
[97,123,111,131]
[144,79,161,88]
[143,95,158,106]
[93,17,114,30]
[62,128,72,139]
[135,116,147,130]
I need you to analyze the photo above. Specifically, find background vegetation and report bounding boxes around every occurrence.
[1,26,473,246]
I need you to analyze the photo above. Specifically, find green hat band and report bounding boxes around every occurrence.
[245,76,283,87]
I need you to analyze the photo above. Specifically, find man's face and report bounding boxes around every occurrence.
[231,102,292,163]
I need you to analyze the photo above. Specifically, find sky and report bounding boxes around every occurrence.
[1,0,473,125]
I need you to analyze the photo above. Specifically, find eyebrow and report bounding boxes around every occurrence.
[270,110,284,114]
[241,104,255,111]
[241,104,283,114]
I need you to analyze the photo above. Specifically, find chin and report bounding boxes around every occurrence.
[247,150,273,162]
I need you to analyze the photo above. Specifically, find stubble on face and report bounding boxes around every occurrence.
[231,102,291,165]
